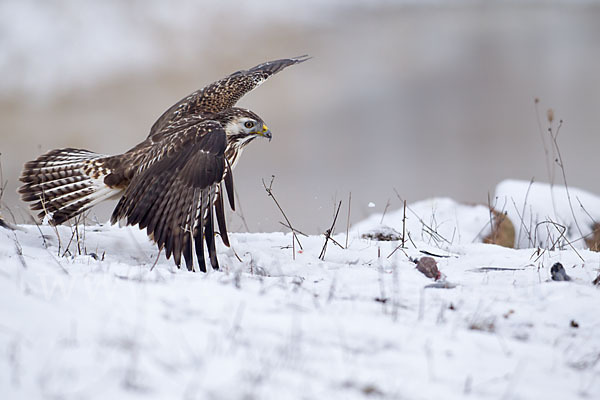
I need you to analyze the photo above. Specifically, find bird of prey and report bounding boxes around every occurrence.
[18,56,309,272]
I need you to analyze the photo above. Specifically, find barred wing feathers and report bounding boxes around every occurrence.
[111,120,229,272]
[18,149,122,225]
[149,56,310,138]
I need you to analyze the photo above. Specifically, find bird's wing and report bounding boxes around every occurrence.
[111,119,229,272]
[148,55,310,138]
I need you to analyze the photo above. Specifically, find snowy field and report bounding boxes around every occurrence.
[1,181,599,399]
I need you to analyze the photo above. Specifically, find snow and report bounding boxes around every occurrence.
[2,187,600,399]
[495,179,600,249]
[353,197,494,247]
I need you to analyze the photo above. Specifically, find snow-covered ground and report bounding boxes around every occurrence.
[2,181,599,399]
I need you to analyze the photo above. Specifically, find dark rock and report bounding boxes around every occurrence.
[570,320,579,328]
[550,262,571,281]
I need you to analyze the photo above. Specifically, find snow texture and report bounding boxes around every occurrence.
[353,197,494,247]
[2,195,599,399]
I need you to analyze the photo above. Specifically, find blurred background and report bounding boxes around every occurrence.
[1,0,599,234]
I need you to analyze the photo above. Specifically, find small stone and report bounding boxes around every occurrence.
[550,262,571,281]
[570,320,579,328]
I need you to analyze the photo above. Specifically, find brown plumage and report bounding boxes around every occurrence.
[18,56,309,272]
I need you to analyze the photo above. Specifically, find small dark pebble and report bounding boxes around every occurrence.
[362,385,384,396]
[570,320,579,328]
[550,262,571,281]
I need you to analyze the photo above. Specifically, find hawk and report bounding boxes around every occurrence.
[18,56,309,272]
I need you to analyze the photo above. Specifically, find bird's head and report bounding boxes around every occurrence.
[217,108,271,145]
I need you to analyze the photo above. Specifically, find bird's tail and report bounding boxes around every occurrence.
[18,148,122,225]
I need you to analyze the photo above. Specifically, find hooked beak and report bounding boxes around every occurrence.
[257,123,272,142]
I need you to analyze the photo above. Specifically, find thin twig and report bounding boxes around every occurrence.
[576,196,597,226]
[387,240,411,259]
[486,192,496,243]
[380,198,391,225]
[38,191,63,256]
[31,216,48,249]
[263,176,303,259]
[534,99,552,192]
[549,119,585,240]
[402,199,407,249]
[319,201,343,260]
[0,153,6,205]
[393,188,451,246]
[531,220,584,262]
[345,192,351,249]
[11,232,27,269]
[517,178,535,247]
[511,199,531,247]
[387,200,409,259]
[62,226,77,258]
[75,216,81,256]
[150,248,163,271]
[407,231,417,249]
[278,221,309,237]
[233,187,250,232]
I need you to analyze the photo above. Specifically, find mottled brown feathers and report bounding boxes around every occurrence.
[18,56,308,272]
[109,120,228,271]
[148,56,310,138]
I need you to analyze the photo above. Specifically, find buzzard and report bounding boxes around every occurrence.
[18,56,309,272]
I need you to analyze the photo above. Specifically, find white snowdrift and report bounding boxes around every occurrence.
[352,197,494,247]
[495,179,600,249]
[1,215,599,399]
[354,180,600,252]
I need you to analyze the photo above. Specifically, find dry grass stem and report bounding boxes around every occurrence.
[319,200,343,260]
[345,192,351,249]
[263,176,303,259]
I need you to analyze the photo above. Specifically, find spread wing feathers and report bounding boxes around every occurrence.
[18,148,122,224]
[149,55,310,138]
[223,160,235,211]
[111,120,228,272]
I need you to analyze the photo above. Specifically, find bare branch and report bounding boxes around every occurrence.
[319,201,343,260]
[263,176,303,259]
[345,192,352,249]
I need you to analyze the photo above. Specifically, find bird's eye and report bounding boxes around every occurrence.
[244,121,254,129]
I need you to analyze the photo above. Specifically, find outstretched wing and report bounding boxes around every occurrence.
[111,119,229,272]
[148,55,310,138]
